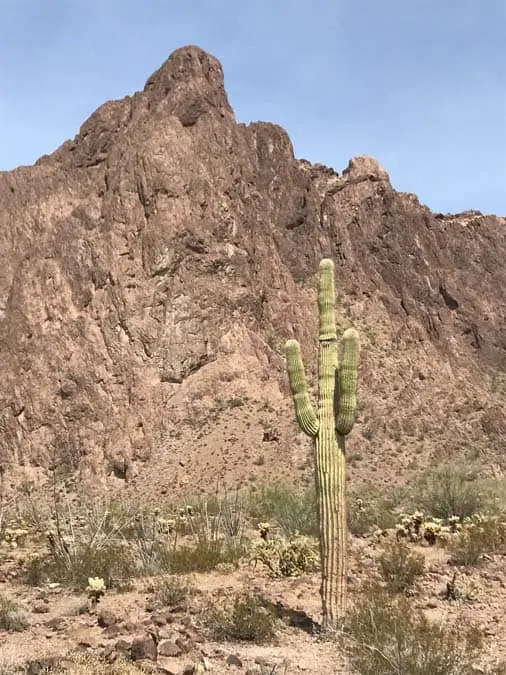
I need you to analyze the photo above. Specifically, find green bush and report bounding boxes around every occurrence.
[0,595,28,632]
[344,583,483,675]
[409,464,488,520]
[449,515,506,566]
[378,541,425,593]
[152,575,195,609]
[206,592,278,643]
[251,485,318,537]
[251,535,319,577]
[24,541,135,590]
[348,487,404,536]
[168,538,245,573]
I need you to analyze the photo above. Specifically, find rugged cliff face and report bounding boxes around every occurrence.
[0,46,504,497]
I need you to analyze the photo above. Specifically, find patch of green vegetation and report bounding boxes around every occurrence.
[348,486,405,536]
[251,534,319,577]
[378,541,425,593]
[449,514,506,566]
[343,582,483,675]
[249,484,318,537]
[205,591,278,643]
[0,595,28,632]
[151,574,196,609]
[407,463,492,520]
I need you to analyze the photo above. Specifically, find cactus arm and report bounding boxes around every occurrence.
[335,328,360,436]
[285,339,319,437]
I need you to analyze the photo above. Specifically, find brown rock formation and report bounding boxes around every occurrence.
[0,46,504,496]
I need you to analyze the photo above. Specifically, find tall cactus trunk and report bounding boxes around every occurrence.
[315,434,347,627]
[285,259,359,631]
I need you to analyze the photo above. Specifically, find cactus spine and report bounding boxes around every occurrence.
[285,259,359,630]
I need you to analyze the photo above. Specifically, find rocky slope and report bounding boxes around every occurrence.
[0,45,504,498]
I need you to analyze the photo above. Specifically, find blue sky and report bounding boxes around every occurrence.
[1,1,505,215]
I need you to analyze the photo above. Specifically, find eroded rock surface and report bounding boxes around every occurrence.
[0,45,504,493]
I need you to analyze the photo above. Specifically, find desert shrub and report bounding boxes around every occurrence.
[168,537,245,573]
[179,494,247,542]
[144,492,250,573]
[26,530,243,586]
[24,540,135,590]
[251,484,318,537]
[344,583,483,675]
[251,535,319,577]
[0,595,28,632]
[378,541,425,593]
[152,574,195,608]
[180,489,249,539]
[486,477,506,516]
[348,486,405,536]
[206,592,278,643]
[449,514,506,566]
[20,486,141,588]
[25,484,250,585]
[216,489,249,538]
[252,482,404,539]
[443,571,478,602]
[409,464,488,520]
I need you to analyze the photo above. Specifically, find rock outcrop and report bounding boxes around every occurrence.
[0,46,504,495]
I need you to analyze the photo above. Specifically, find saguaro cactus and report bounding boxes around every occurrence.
[284,258,359,630]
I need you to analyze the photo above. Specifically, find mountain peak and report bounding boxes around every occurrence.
[143,45,234,125]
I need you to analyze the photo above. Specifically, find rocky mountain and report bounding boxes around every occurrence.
[0,45,504,499]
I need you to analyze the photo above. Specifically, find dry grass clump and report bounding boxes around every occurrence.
[205,591,279,643]
[343,582,484,675]
[21,486,249,587]
[249,484,319,537]
[449,514,506,566]
[409,463,503,521]
[30,652,150,674]
[151,574,196,609]
[0,594,28,632]
[377,541,425,594]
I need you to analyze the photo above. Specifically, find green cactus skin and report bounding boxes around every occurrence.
[285,258,359,630]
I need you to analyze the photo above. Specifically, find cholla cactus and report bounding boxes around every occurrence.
[3,527,29,549]
[251,535,319,578]
[257,522,271,541]
[448,515,461,533]
[284,259,359,630]
[397,512,428,542]
[391,511,485,547]
[411,511,424,537]
[86,577,106,611]
[395,523,408,541]
[156,517,176,535]
[423,521,441,546]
